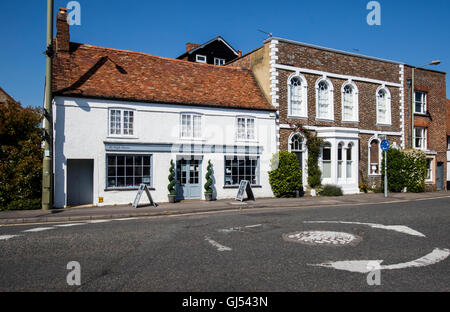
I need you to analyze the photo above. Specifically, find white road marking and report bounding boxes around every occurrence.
[88,220,112,224]
[218,224,262,233]
[304,221,426,237]
[0,235,21,241]
[23,227,55,233]
[115,218,139,221]
[54,223,87,227]
[309,248,450,273]
[205,236,232,252]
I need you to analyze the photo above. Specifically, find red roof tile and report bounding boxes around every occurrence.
[52,43,275,111]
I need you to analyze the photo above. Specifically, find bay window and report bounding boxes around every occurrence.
[322,143,332,179]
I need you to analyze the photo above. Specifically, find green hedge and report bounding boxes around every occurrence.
[269,151,303,198]
[382,148,427,193]
[320,185,343,197]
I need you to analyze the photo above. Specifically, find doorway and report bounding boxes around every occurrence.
[436,162,444,190]
[176,158,202,200]
[67,159,94,206]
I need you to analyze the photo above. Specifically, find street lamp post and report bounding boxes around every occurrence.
[409,60,440,148]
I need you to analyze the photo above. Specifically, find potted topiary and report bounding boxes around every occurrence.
[168,160,177,203]
[204,160,214,201]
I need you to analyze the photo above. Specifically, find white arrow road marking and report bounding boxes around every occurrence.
[218,224,262,233]
[23,227,55,233]
[0,235,22,241]
[309,248,450,273]
[54,223,87,227]
[205,236,232,252]
[304,221,426,237]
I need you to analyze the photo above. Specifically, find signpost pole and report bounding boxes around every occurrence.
[384,149,388,198]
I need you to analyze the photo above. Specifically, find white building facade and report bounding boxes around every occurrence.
[53,97,276,208]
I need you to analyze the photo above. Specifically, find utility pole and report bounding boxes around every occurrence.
[42,0,54,210]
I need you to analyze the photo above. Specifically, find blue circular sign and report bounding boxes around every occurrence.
[381,140,390,151]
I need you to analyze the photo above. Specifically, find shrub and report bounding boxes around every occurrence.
[269,151,303,198]
[382,148,426,193]
[204,160,213,194]
[167,160,176,196]
[6,199,41,211]
[320,185,343,197]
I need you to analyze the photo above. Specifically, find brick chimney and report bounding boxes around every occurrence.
[56,8,70,54]
[238,50,242,57]
[186,42,200,52]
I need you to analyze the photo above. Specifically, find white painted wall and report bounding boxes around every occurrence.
[53,97,276,208]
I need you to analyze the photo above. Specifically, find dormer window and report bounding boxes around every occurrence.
[214,58,225,65]
[196,55,207,64]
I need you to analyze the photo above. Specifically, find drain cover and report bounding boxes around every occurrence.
[283,231,361,246]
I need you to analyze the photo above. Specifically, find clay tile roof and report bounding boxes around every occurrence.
[52,43,275,111]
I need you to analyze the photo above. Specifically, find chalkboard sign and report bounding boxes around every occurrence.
[133,184,157,208]
[235,180,255,202]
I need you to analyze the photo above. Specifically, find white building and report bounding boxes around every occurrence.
[52,9,276,208]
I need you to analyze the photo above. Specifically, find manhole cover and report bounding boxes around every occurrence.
[283,231,362,247]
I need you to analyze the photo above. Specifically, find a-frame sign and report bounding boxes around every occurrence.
[235,180,255,202]
[133,184,157,208]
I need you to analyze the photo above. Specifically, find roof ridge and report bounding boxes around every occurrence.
[74,43,248,72]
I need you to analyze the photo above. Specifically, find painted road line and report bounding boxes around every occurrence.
[218,224,262,233]
[309,248,450,273]
[88,220,112,224]
[205,236,232,252]
[115,218,139,221]
[54,223,87,227]
[0,235,22,241]
[304,221,426,237]
[23,227,55,233]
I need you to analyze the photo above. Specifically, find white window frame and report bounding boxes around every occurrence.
[426,157,434,182]
[180,113,203,140]
[196,54,207,64]
[321,142,332,180]
[288,73,308,118]
[236,116,256,141]
[341,80,359,122]
[413,127,427,150]
[108,108,136,137]
[414,91,427,114]
[376,86,392,125]
[214,57,225,65]
[315,77,334,121]
[368,138,382,176]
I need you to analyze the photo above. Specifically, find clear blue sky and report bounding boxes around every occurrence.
[0,0,449,108]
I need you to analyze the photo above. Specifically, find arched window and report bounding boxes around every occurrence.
[290,133,305,170]
[342,81,358,122]
[288,74,307,118]
[369,139,381,175]
[316,78,334,120]
[321,142,332,179]
[377,87,391,125]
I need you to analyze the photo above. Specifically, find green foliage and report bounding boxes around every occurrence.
[0,100,42,211]
[6,199,41,211]
[269,151,303,198]
[167,160,176,195]
[204,160,213,194]
[289,123,323,189]
[382,148,426,193]
[319,185,344,197]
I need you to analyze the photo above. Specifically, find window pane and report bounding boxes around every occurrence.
[323,162,331,178]
[346,161,352,178]
[107,155,152,188]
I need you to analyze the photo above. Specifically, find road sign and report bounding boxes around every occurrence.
[235,180,255,202]
[381,139,390,151]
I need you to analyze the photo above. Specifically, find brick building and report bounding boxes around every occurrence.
[228,37,447,193]
[447,99,450,189]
